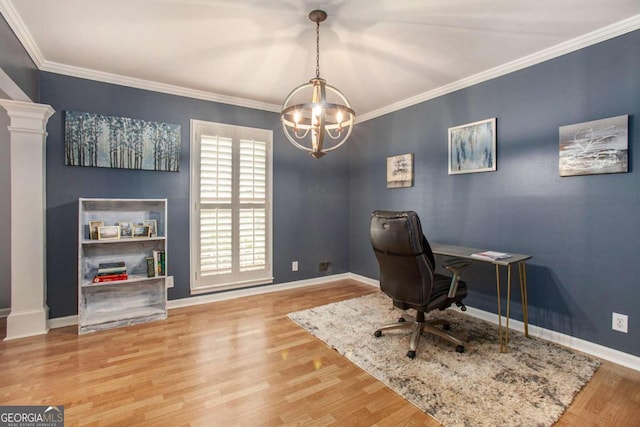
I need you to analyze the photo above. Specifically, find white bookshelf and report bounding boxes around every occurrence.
[78,198,168,334]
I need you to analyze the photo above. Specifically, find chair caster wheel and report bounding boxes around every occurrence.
[407,350,416,359]
[374,330,382,338]
[398,317,406,323]
[442,324,450,331]
[455,345,464,353]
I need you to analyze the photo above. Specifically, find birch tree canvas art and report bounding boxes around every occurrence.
[65,111,181,172]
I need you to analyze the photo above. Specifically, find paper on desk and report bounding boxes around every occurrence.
[470,251,511,261]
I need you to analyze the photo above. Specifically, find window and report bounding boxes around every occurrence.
[190,120,272,293]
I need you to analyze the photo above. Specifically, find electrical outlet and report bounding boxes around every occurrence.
[165,276,174,288]
[292,261,298,272]
[612,312,628,333]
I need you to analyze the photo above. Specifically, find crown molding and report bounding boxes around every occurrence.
[2,0,638,118]
[0,0,280,113]
[358,14,640,123]
[0,0,45,67]
[39,60,282,113]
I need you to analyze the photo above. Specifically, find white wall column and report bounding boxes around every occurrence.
[0,99,55,340]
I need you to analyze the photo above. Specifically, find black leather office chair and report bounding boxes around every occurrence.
[370,210,470,358]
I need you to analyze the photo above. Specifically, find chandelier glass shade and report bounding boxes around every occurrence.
[280,10,356,159]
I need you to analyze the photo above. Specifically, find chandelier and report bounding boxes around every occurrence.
[280,10,356,159]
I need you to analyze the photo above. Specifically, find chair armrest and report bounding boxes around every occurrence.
[442,258,471,273]
[442,258,471,298]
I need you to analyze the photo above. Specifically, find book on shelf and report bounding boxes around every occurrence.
[470,251,511,261]
[93,272,128,283]
[98,261,125,269]
[97,261,127,274]
[152,250,166,276]
[146,257,155,277]
[97,266,127,274]
[159,251,166,276]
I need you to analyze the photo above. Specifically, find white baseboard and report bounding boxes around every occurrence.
[167,273,352,309]
[48,314,77,329]
[348,272,379,287]
[463,306,640,372]
[44,272,640,372]
[354,274,640,372]
[4,308,49,340]
[47,273,353,329]
[0,308,10,318]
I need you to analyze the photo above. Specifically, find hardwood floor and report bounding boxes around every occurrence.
[1,279,639,426]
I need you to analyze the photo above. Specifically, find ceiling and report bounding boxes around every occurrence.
[3,0,640,120]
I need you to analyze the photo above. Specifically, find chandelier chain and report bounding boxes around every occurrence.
[315,20,320,78]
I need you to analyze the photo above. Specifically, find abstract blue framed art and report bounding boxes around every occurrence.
[65,111,181,172]
[448,118,496,175]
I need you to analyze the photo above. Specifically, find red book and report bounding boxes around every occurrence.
[93,273,128,283]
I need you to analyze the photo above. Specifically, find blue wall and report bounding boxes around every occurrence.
[0,14,38,101]
[40,72,350,318]
[7,24,639,357]
[349,30,640,357]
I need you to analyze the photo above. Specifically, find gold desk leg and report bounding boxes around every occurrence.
[495,264,504,352]
[519,262,530,338]
[504,264,512,353]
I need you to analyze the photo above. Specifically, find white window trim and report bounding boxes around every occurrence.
[190,119,273,294]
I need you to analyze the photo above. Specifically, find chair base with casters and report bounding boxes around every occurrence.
[374,307,466,359]
[373,264,470,358]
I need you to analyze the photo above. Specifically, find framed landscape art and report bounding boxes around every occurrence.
[132,225,151,238]
[97,225,120,241]
[448,118,496,174]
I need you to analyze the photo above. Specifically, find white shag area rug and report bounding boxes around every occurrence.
[288,292,600,427]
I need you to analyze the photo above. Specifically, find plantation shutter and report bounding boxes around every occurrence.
[239,138,267,272]
[191,121,272,293]
[199,135,233,277]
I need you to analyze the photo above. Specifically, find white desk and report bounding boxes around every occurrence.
[431,243,532,352]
